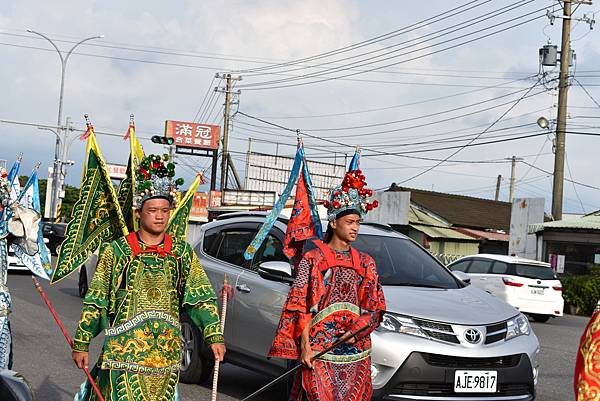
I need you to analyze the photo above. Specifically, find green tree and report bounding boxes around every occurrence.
[19,176,79,222]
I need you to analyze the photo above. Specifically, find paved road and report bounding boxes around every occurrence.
[7,270,588,401]
[531,313,587,401]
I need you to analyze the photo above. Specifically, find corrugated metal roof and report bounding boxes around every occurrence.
[453,227,509,242]
[529,215,600,233]
[410,224,477,240]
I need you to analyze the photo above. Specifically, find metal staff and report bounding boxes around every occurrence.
[32,276,105,401]
[242,323,371,401]
[211,274,230,401]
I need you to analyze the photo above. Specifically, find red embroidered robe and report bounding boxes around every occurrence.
[575,309,600,400]
[269,240,386,401]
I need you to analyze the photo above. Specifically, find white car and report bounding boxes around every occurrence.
[448,254,564,323]
[7,246,27,271]
[7,238,51,272]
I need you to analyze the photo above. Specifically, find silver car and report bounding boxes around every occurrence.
[84,211,541,400]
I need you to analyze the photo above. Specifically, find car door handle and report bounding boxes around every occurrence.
[479,277,487,280]
[236,284,252,293]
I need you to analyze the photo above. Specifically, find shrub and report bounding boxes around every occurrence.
[562,275,600,316]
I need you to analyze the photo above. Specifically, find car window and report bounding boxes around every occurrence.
[214,229,257,267]
[251,234,288,271]
[513,263,557,280]
[449,260,471,272]
[467,259,492,274]
[352,235,460,289]
[202,227,222,257]
[491,261,509,274]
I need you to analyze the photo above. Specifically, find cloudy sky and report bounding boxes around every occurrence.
[1,0,599,214]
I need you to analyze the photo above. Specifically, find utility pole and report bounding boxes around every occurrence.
[494,175,502,201]
[505,156,523,203]
[215,73,241,192]
[552,1,573,221]
[509,156,517,203]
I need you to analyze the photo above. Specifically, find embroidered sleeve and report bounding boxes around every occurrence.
[349,254,386,340]
[181,246,223,344]
[268,253,321,359]
[73,243,113,352]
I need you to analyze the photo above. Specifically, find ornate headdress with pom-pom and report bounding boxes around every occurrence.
[323,169,378,221]
[134,154,184,209]
[0,167,11,208]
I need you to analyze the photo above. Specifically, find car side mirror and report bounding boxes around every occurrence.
[452,271,471,285]
[258,261,294,284]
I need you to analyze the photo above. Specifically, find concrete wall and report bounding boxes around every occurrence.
[509,198,545,259]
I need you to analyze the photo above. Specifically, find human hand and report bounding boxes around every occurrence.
[72,351,89,370]
[338,330,357,345]
[210,343,226,362]
[300,343,314,369]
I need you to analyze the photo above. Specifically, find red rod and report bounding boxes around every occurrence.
[32,276,105,401]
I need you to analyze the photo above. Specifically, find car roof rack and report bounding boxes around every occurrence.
[216,211,290,224]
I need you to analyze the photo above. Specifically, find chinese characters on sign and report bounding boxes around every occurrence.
[164,120,220,150]
[190,191,222,221]
[106,163,128,180]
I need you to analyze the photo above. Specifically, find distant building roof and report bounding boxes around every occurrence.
[529,214,600,233]
[453,227,509,242]
[407,204,477,241]
[389,184,512,232]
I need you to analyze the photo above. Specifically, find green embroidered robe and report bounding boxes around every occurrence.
[73,234,223,401]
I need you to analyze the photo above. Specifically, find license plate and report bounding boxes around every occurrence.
[454,370,497,393]
[530,288,544,295]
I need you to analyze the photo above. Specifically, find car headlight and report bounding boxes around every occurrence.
[377,313,428,339]
[506,313,531,340]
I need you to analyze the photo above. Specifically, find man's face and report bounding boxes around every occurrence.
[330,213,361,243]
[135,198,171,235]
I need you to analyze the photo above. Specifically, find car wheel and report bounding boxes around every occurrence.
[179,312,213,384]
[531,314,550,323]
[78,266,89,298]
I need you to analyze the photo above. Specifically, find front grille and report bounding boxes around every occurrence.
[486,321,508,344]
[413,318,460,344]
[421,353,522,369]
[393,382,531,397]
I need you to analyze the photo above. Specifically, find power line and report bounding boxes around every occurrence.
[565,152,586,213]
[0,29,536,80]
[0,40,534,89]
[232,0,488,74]
[238,0,531,78]
[394,76,542,184]
[192,75,217,122]
[521,160,600,191]
[574,78,600,109]
[295,84,540,131]
[251,76,536,120]
[236,87,549,139]
[237,7,547,90]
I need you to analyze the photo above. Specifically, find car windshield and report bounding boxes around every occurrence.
[352,234,461,289]
[514,263,557,280]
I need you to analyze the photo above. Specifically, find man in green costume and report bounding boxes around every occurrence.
[71,154,225,401]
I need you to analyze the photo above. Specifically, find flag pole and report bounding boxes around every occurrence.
[31,276,105,401]
[211,274,230,401]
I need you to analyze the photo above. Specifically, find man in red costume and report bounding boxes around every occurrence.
[575,305,600,400]
[269,170,386,401]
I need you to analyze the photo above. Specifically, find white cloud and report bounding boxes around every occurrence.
[1,0,599,213]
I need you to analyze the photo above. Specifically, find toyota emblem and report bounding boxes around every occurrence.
[464,328,482,344]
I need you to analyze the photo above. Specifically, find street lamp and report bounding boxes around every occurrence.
[537,116,550,130]
[26,29,103,220]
